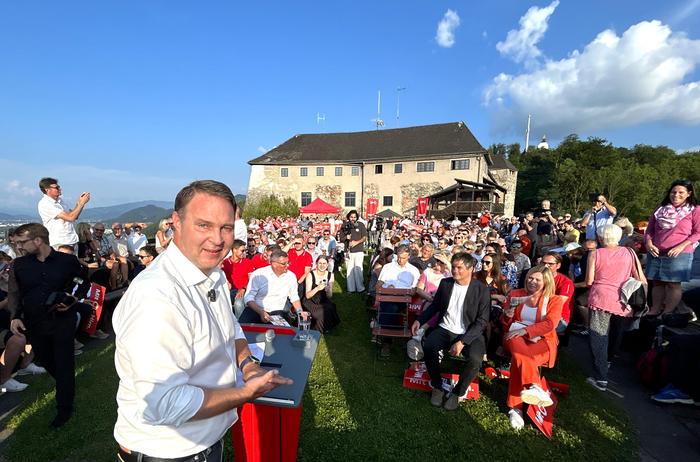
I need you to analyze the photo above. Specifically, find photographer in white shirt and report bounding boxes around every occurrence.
[36,177,90,249]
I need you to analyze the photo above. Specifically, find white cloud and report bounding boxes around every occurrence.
[4,180,37,197]
[484,20,700,137]
[436,9,460,48]
[496,1,559,68]
[676,146,700,154]
[257,146,268,154]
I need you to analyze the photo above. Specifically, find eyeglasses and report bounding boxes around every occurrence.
[94,228,105,232]
[272,260,290,266]
[482,260,493,265]
[48,185,61,190]
[542,261,557,267]
[308,242,316,245]
[138,255,150,260]
[14,238,33,246]
[294,242,303,245]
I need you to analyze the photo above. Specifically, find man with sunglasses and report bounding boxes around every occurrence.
[37,177,90,250]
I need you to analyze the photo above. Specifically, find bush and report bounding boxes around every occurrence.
[242,194,299,220]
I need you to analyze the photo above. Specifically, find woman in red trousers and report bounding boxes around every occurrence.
[502,265,563,430]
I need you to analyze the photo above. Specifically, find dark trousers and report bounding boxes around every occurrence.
[238,307,287,324]
[423,326,485,396]
[29,313,77,416]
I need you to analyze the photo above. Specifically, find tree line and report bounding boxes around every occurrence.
[490,136,700,222]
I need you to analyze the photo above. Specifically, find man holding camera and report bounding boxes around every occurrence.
[580,193,617,241]
[37,177,90,251]
[8,223,87,428]
[343,210,367,294]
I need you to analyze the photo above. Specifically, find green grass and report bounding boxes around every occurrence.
[1,269,638,461]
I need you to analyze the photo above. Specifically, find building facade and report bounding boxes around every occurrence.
[247,122,517,217]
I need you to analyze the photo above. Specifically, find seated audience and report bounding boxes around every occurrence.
[221,239,254,318]
[502,266,564,429]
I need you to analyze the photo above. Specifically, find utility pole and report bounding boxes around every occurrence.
[524,114,531,153]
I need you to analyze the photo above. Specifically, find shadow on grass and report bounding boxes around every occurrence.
[298,263,638,462]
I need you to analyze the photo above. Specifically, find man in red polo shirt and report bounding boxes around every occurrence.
[222,239,254,318]
[251,244,277,270]
[541,251,574,332]
[287,235,313,297]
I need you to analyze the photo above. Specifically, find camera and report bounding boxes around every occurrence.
[45,292,77,308]
[341,220,353,237]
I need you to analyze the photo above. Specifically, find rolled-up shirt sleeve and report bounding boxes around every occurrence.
[287,275,300,303]
[116,292,204,427]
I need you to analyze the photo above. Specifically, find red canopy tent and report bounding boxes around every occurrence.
[299,198,341,214]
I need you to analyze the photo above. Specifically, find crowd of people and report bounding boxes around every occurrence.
[0,176,698,442]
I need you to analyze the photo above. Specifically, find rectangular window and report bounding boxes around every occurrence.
[374,165,383,174]
[351,166,360,176]
[316,166,324,176]
[451,159,470,170]
[344,192,356,207]
[300,167,308,177]
[301,192,311,207]
[383,196,393,207]
[394,163,403,174]
[280,167,288,178]
[417,161,435,172]
[335,167,343,176]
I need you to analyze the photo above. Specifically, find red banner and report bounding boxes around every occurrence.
[80,283,106,336]
[416,197,429,217]
[365,198,378,218]
[402,362,479,400]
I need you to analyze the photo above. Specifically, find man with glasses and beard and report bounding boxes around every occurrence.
[8,223,88,428]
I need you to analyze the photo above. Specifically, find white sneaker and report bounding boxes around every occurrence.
[520,384,553,407]
[89,329,109,340]
[15,363,47,376]
[508,408,524,430]
[74,349,83,357]
[1,378,28,392]
[74,339,84,350]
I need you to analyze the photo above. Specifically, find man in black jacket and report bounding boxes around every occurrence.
[8,223,88,428]
[411,252,490,411]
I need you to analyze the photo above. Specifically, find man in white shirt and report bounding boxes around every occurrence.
[240,249,305,324]
[411,252,490,411]
[36,177,90,249]
[375,245,420,331]
[126,224,148,256]
[113,180,292,460]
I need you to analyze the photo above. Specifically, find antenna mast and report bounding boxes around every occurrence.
[524,114,531,153]
[396,87,406,124]
[374,90,384,130]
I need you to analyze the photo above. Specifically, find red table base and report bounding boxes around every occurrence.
[231,402,302,462]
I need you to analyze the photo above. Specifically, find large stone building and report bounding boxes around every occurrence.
[247,121,517,217]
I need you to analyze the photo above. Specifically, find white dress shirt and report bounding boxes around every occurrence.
[244,266,300,312]
[113,243,245,458]
[37,194,78,246]
[378,261,420,289]
[127,232,148,256]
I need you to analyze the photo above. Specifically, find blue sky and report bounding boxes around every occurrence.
[1,0,699,213]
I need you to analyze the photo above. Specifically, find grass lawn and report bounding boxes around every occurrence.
[1,270,638,461]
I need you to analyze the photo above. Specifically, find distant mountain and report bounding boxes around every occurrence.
[80,200,173,221]
[111,205,173,224]
[0,212,34,221]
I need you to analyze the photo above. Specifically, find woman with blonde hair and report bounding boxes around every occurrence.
[502,265,563,430]
[155,218,173,254]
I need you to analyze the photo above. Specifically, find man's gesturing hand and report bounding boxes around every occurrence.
[244,369,293,401]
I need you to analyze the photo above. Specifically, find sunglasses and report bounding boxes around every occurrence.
[482,260,493,265]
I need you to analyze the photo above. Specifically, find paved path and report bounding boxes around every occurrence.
[567,334,700,462]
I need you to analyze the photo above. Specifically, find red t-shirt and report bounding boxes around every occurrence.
[288,249,313,281]
[250,253,270,271]
[519,236,532,257]
[554,272,574,324]
[222,257,254,290]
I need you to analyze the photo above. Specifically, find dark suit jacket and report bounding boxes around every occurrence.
[417,277,490,346]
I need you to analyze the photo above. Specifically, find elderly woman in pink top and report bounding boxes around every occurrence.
[585,224,646,392]
[645,179,700,316]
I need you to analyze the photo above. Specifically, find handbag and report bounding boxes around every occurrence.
[621,248,647,315]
